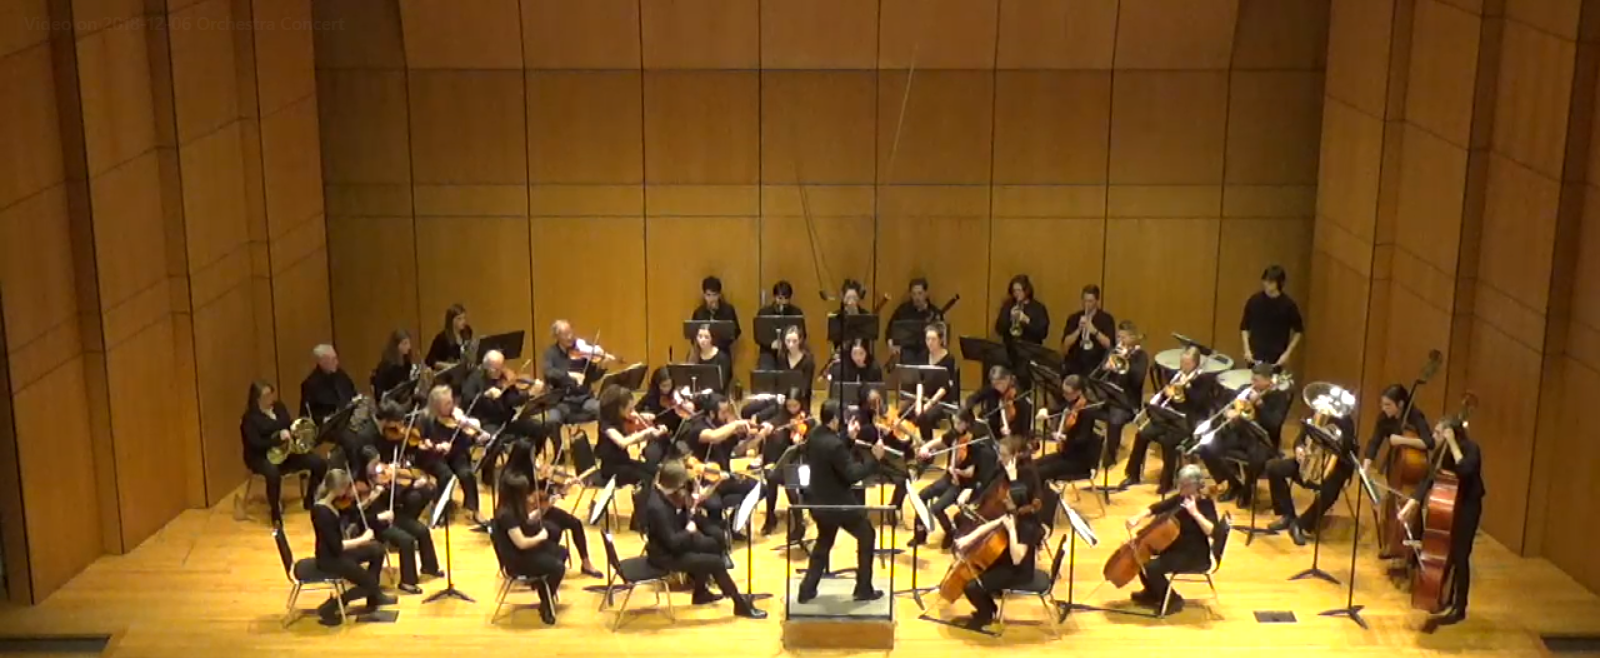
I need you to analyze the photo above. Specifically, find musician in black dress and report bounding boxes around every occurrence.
[641,461,767,618]
[887,278,939,366]
[1196,363,1290,508]
[541,319,614,425]
[857,386,912,516]
[637,366,688,443]
[1122,464,1218,612]
[912,323,962,444]
[962,365,1034,439]
[1265,405,1359,545]
[770,325,816,407]
[491,473,567,625]
[1060,284,1116,378]
[1121,347,1219,493]
[301,344,357,425]
[1399,417,1483,627]
[955,436,1047,630]
[347,446,440,594]
[1239,265,1304,368]
[756,280,803,364]
[684,394,760,537]
[689,323,733,394]
[308,469,395,625]
[796,400,886,603]
[425,303,473,369]
[995,274,1049,389]
[418,385,489,526]
[597,384,665,488]
[500,439,603,578]
[241,381,328,525]
[692,276,741,370]
[1361,384,1434,474]
[371,329,416,404]
[825,338,884,386]
[911,410,998,549]
[751,392,808,538]
[1095,321,1150,469]
[1034,374,1101,482]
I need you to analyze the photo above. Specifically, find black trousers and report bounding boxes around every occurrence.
[915,407,949,444]
[376,524,428,586]
[1199,432,1273,502]
[915,477,968,538]
[508,545,568,606]
[1037,445,1099,483]
[1124,424,1185,491]
[964,560,1034,619]
[1448,501,1481,615]
[1136,549,1210,597]
[704,478,757,533]
[542,506,590,563]
[421,453,480,514]
[650,533,748,607]
[762,468,803,536]
[548,398,600,426]
[600,456,653,489]
[246,453,328,523]
[1265,456,1352,530]
[1102,407,1134,469]
[800,510,876,594]
[315,543,386,610]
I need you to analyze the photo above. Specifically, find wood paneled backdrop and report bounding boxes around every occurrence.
[1310,0,1600,595]
[0,0,327,603]
[315,0,1330,389]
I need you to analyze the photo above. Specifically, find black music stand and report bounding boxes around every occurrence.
[667,363,724,396]
[423,475,474,604]
[896,364,951,400]
[832,381,886,404]
[733,483,772,601]
[476,331,526,361]
[827,313,881,344]
[1223,419,1277,545]
[1290,420,1344,586]
[893,476,938,609]
[1320,451,1376,629]
[596,362,648,392]
[754,315,807,350]
[958,336,1010,369]
[682,319,737,346]
[1057,496,1101,617]
[749,368,809,399]
[1084,377,1132,499]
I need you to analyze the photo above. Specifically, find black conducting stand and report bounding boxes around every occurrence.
[1318,453,1375,629]
[423,476,474,604]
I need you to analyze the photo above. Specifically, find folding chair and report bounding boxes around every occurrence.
[488,540,555,623]
[275,527,348,627]
[598,531,675,630]
[996,534,1072,636]
[1160,515,1232,618]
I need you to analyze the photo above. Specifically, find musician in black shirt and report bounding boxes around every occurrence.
[825,338,884,386]
[755,280,803,364]
[1399,417,1483,626]
[911,410,998,549]
[348,446,441,593]
[1060,284,1116,378]
[912,323,962,444]
[461,349,556,482]
[752,392,808,538]
[1239,265,1304,368]
[425,303,473,369]
[541,319,614,425]
[641,460,766,618]
[692,275,741,368]
[796,400,886,603]
[371,329,417,406]
[1034,374,1101,482]
[956,436,1047,630]
[1362,384,1434,473]
[995,274,1050,345]
[418,385,489,525]
[1097,322,1150,469]
[308,469,395,625]
[1265,407,1359,545]
[597,384,665,488]
[1122,464,1218,611]
[689,323,734,394]
[1196,363,1290,508]
[241,381,327,525]
[769,326,816,406]
[491,473,567,624]
[963,365,1033,439]
[1122,348,1219,493]
[500,439,603,578]
[301,344,357,425]
[887,278,938,365]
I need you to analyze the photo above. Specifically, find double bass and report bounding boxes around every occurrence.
[1380,350,1441,558]
[1411,393,1476,613]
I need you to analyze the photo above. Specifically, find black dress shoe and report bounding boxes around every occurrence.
[760,518,779,536]
[1130,589,1158,604]
[940,534,955,550]
[1289,524,1308,546]
[422,568,445,579]
[539,601,557,625]
[581,565,603,578]
[369,593,399,606]
[796,588,818,604]
[1266,516,1294,532]
[692,590,724,605]
[908,531,926,547]
[1117,477,1139,489]
[963,614,994,631]
[735,602,768,620]
[1217,489,1239,503]
[853,588,884,601]
[398,583,423,595]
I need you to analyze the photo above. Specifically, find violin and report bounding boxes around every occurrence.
[380,419,424,446]
[531,465,575,509]
[624,411,656,434]
[568,338,618,363]
[439,415,483,440]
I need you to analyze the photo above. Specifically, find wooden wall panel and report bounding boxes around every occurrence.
[178,124,251,271]
[1316,99,1385,240]
[11,359,99,601]
[311,0,406,70]
[1110,72,1229,185]
[105,320,182,549]
[1394,125,1469,276]
[0,45,65,210]
[1325,0,1403,117]
[643,216,760,369]
[1479,155,1559,315]
[1465,319,1542,550]
[261,97,324,237]
[879,0,1000,70]
[1490,22,1575,179]
[316,70,411,185]
[399,0,523,70]
[1306,249,1372,390]
[761,71,877,184]
[249,0,316,115]
[192,285,255,504]
[0,302,22,605]
[1212,218,1314,363]
[74,18,157,177]
[0,189,76,351]
[0,0,48,59]
[1226,72,1326,185]
[415,217,533,355]
[1114,0,1241,70]
[531,217,648,371]
[641,0,759,69]
[1405,0,1482,146]
[521,0,642,69]
[876,187,991,384]
[527,71,643,185]
[760,0,877,70]
[876,71,994,185]
[328,217,420,395]
[996,0,1119,70]
[993,71,1112,185]
[1381,283,1454,414]
[271,239,333,415]
[643,72,759,185]
[168,0,240,144]
[1105,219,1222,348]
[1232,0,1332,70]
[1545,359,1600,592]
[408,71,526,185]
[90,154,168,308]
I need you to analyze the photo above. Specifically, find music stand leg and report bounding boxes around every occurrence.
[892,539,935,610]
[1318,463,1368,629]
[1290,514,1339,585]
[423,484,475,604]
[744,506,772,602]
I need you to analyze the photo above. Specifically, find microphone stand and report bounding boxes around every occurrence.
[1318,447,1371,629]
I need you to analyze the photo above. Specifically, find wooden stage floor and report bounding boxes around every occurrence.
[3,452,1598,658]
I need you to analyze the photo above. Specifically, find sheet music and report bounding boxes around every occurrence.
[1058,498,1098,547]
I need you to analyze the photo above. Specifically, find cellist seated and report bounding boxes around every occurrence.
[950,436,1047,631]
[1121,464,1218,612]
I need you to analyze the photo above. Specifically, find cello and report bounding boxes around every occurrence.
[1380,350,1441,558]
[937,476,1044,603]
[1411,393,1476,613]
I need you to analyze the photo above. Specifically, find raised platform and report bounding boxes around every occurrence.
[781,576,895,650]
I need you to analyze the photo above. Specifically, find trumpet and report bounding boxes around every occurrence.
[1079,312,1095,352]
[1008,301,1024,338]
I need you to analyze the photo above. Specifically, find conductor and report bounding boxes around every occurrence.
[797,400,887,603]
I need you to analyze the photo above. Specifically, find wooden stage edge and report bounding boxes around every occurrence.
[2,436,1598,658]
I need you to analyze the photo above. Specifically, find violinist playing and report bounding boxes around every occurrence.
[307,469,396,625]
[597,384,666,489]
[1122,464,1218,612]
[349,445,441,594]
[686,394,760,538]
[491,472,567,625]
[1196,363,1290,508]
[1033,374,1101,482]
[500,439,604,578]
[963,365,1033,440]
[641,461,767,619]
[911,410,998,549]
[637,366,691,442]
[1398,416,1483,628]
[461,349,554,480]
[750,390,809,539]
[857,386,913,522]
[952,436,1047,631]
[541,319,617,425]
[375,403,438,520]
[420,385,490,526]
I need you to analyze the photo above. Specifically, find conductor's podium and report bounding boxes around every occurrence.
[781,576,895,650]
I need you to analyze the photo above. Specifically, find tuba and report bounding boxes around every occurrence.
[268,417,320,465]
[1297,381,1354,486]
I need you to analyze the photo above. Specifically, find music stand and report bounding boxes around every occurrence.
[887,319,927,352]
[893,477,939,609]
[667,363,724,396]
[1320,456,1375,629]
[423,475,474,604]
[754,315,807,350]
[1057,497,1101,617]
[1290,421,1342,586]
[597,362,648,392]
[827,313,880,344]
[748,369,809,398]
[683,319,737,346]
[581,477,621,598]
[832,381,886,404]
[733,483,771,601]
[476,331,526,361]
[958,336,1010,369]
[896,364,951,399]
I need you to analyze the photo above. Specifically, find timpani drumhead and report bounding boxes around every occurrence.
[1217,368,1253,392]
[1154,348,1184,372]
[1202,353,1234,373]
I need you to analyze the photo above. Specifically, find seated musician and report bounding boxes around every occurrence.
[301,344,357,426]
[963,365,1033,439]
[371,329,416,404]
[308,469,396,625]
[425,305,474,391]
[1122,464,1219,611]
[491,473,567,625]
[689,323,733,394]
[371,402,438,519]
[692,276,741,370]
[954,435,1048,631]
[825,338,884,385]
[1265,403,1359,545]
[1197,363,1290,508]
[887,278,937,366]
[857,386,912,521]
[419,385,489,526]
[1095,321,1149,469]
[756,280,804,365]
[500,439,603,578]
[348,446,440,594]
[1240,265,1304,369]
[541,319,616,425]
[461,349,555,480]
[597,384,666,488]
[1034,374,1101,482]
[641,461,767,618]
[1398,416,1483,627]
[686,394,760,537]
[766,325,816,407]
[797,401,887,603]
[1121,347,1219,493]
[241,380,328,525]
[333,396,381,473]
[637,366,689,444]
[1361,384,1434,474]
[1060,284,1116,378]
[912,323,963,444]
[751,390,808,538]
[911,410,998,549]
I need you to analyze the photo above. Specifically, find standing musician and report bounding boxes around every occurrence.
[541,319,616,425]
[371,329,417,404]
[241,381,328,526]
[825,338,884,385]
[425,303,474,370]
[689,323,733,394]
[912,323,963,444]
[995,274,1050,345]
[348,445,441,594]
[500,439,604,578]
[308,470,397,625]
[756,280,804,364]
[641,461,768,618]
[1095,321,1150,470]
[685,394,760,536]
[796,400,887,603]
[1196,363,1290,508]
[1265,399,1359,545]
[1398,416,1483,627]
[963,365,1033,440]
[953,436,1048,631]
[1362,384,1434,475]
[461,349,554,482]
[911,410,998,549]
[491,473,567,625]
[597,384,665,489]
[692,276,742,369]
[1060,284,1116,378]
[419,385,490,526]
[887,278,938,366]
[1034,374,1101,482]
[301,344,357,425]
[1240,265,1305,369]
[1121,464,1218,612]
[1121,347,1219,494]
[750,391,809,538]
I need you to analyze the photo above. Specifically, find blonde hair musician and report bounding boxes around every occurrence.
[307,469,395,625]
